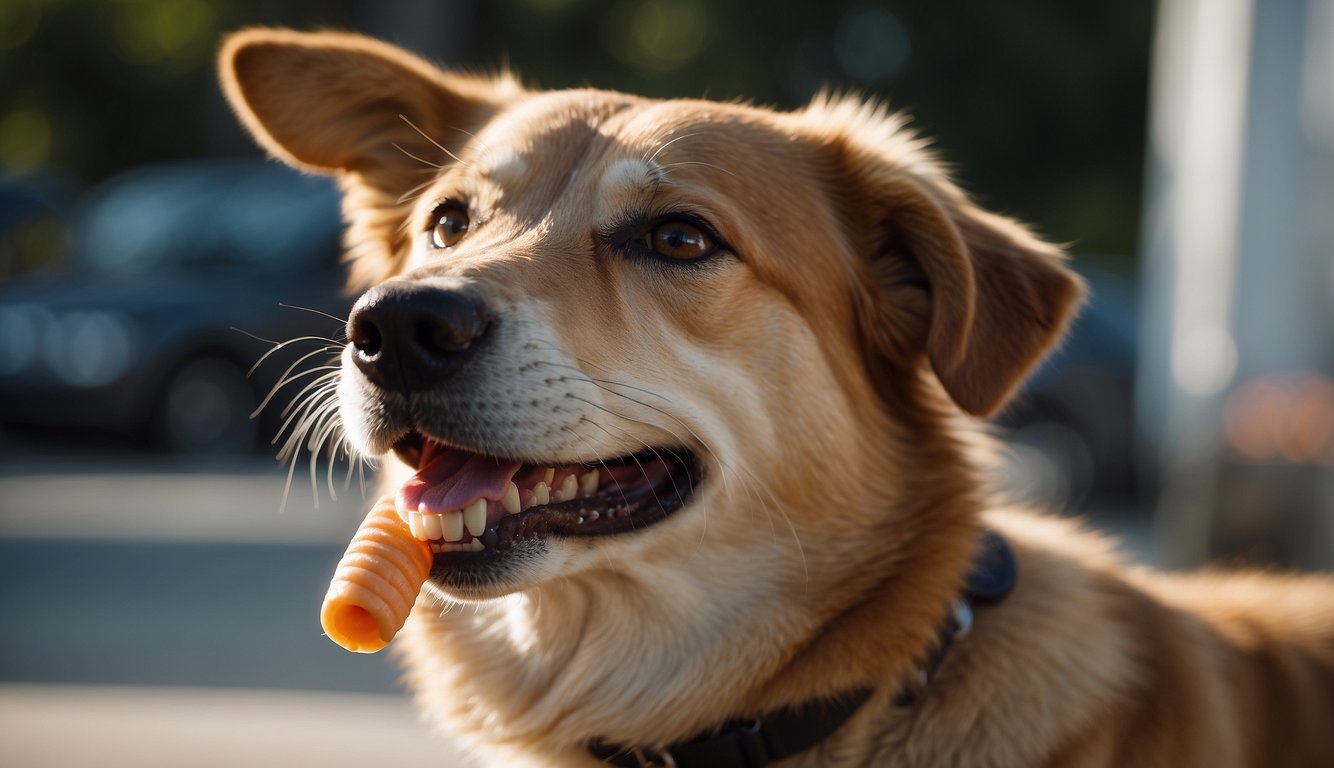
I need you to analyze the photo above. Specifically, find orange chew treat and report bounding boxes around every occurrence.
[320,496,432,653]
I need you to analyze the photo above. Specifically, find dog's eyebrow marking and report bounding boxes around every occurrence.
[477,147,529,185]
[595,158,665,223]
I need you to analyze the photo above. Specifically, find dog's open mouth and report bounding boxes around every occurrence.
[390,432,703,556]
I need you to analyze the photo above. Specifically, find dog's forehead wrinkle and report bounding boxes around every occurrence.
[475,90,637,197]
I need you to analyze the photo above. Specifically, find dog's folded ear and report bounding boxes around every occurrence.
[808,100,1084,417]
[218,29,520,285]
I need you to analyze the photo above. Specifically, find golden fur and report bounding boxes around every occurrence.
[220,29,1334,767]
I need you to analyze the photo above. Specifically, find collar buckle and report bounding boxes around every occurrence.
[630,746,678,768]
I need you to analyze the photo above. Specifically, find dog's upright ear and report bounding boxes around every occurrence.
[803,97,1084,417]
[218,29,519,286]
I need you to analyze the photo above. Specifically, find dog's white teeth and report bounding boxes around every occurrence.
[502,482,521,515]
[542,467,555,485]
[442,510,465,542]
[430,541,484,554]
[555,474,578,503]
[408,511,427,541]
[465,498,487,536]
[421,511,444,541]
[579,469,599,497]
[533,481,550,506]
[520,489,537,511]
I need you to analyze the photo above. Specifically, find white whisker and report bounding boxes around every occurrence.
[399,114,469,167]
[253,351,341,418]
[277,303,350,327]
[392,142,445,170]
[276,370,341,419]
[659,160,738,179]
[242,335,340,376]
[398,176,443,206]
[645,132,701,165]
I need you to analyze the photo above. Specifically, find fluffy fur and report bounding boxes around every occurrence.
[220,29,1334,767]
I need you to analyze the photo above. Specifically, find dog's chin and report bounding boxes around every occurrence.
[422,537,553,601]
[380,430,705,601]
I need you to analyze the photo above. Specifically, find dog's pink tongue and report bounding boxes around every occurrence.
[397,447,521,514]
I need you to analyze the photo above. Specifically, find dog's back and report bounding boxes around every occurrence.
[957,511,1334,768]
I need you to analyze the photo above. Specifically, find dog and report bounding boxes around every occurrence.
[220,29,1334,767]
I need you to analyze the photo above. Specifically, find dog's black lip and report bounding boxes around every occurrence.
[494,450,700,544]
[391,431,426,469]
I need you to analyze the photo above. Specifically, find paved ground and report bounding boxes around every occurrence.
[0,456,398,692]
[0,452,481,767]
[0,684,471,768]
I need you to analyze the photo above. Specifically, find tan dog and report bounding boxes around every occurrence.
[220,29,1334,767]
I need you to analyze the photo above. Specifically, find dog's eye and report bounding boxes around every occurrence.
[647,218,714,261]
[430,203,470,249]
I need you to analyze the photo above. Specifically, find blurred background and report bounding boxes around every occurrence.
[0,0,1329,765]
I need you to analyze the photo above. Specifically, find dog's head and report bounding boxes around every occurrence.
[221,30,1082,610]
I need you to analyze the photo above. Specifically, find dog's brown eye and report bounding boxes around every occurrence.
[648,219,714,260]
[430,203,470,249]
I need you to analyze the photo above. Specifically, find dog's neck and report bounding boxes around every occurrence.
[588,530,1016,768]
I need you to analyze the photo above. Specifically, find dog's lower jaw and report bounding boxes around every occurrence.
[423,538,570,602]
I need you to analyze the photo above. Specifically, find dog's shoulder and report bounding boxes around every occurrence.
[951,508,1334,767]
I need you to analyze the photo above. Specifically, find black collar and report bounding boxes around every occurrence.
[589,530,1017,768]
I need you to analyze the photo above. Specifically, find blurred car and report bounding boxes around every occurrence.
[0,160,350,456]
[0,173,77,278]
[997,267,1140,506]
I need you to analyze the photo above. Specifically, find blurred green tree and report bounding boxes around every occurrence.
[0,0,1151,271]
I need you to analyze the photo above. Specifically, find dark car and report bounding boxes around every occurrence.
[997,267,1140,506]
[0,160,350,456]
[0,173,77,278]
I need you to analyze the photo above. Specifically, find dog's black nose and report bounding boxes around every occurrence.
[346,282,490,394]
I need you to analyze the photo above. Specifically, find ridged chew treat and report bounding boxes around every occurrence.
[320,496,432,653]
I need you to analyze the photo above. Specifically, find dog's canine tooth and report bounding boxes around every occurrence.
[555,474,578,502]
[408,511,427,541]
[421,512,443,541]
[442,510,465,542]
[579,469,599,497]
[533,481,550,506]
[502,482,521,515]
[465,498,487,536]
